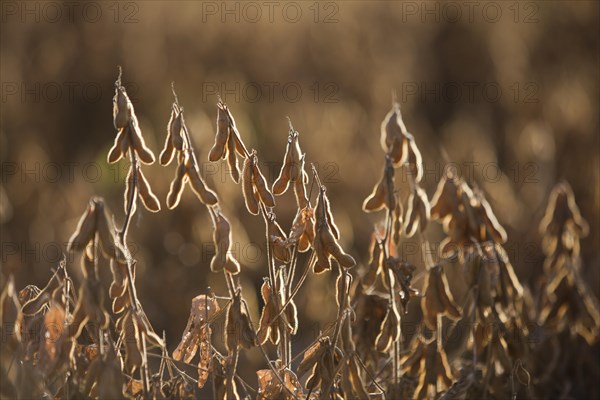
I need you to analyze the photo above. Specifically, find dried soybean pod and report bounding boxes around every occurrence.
[294,178,308,210]
[225,107,248,157]
[364,157,394,212]
[405,132,423,182]
[123,165,137,215]
[209,103,229,161]
[107,128,127,164]
[120,127,131,157]
[210,210,231,272]
[95,199,116,258]
[171,108,185,151]
[363,178,386,212]
[477,193,507,243]
[293,155,309,209]
[252,153,275,207]
[123,311,143,374]
[224,256,241,275]
[422,265,461,329]
[109,259,127,299]
[322,228,356,268]
[375,304,400,353]
[231,125,248,158]
[187,167,218,206]
[167,160,187,209]
[313,232,332,274]
[68,200,97,252]
[322,188,340,239]
[268,214,290,262]
[137,168,161,212]
[226,132,240,183]
[348,357,370,400]
[160,108,177,165]
[128,121,156,164]
[363,241,383,289]
[288,132,303,181]
[242,156,259,215]
[257,279,278,345]
[113,86,131,129]
[405,185,430,237]
[273,131,295,195]
[272,163,291,195]
[430,172,460,220]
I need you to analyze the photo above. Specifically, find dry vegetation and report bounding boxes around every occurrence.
[1,65,598,399]
[2,3,600,399]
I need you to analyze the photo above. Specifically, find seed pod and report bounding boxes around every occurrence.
[95,199,115,258]
[107,128,128,164]
[113,86,131,129]
[268,214,291,263]
[289,206,314,253]
[120,127,131,157]
[322,188,340,239]
[21,273,60,316]
[273,128,302,195]
[347,356,370,400]
[122,311,143,374]
[167,160,188,209]
[380,103,403,153]
[313,186,354,272]
[272,159,291,196]
[430,172,460,221]
[81,275,110,330]
[313,232,332,274]
[362,179,386,212]
[404,185,430,237]
[209,103,229,161]
[226,132,240,183]
[323,228,356,268]
[460,186,483,240]
[171,108,185,151]
[242,156,259,215]
[128,120,155,165]
[137,168,161,212]
[173,294,219,366]
[375,302,401,353]
[223,256,241,275]
[124,165,138,215]
[257,278,280,345]
[210,210,232,273]
[335,271,352,309]
[68,200,97,252]
[160,108,177,165]
[405,133,422,182]
[294,177,308,210]
[197,324,212,389]
[225,290,257,351]
[421,264,461,329]
[252,153,275,207]
[112,292,129,315]
[476,192,507,243]
[109,259,128,299]
[225,107,248,158]
[363,241,383,289]
[230,128,247,159]
[363,156,395,212]
[187,165,219,206]
[297,337,329,379]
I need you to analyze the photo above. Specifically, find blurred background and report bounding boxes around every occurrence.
[1,0,599,385]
